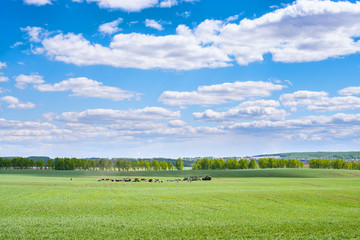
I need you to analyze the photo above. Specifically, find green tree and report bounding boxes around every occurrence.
[161,161,168,170]
[36,159,44,169]
[175,158,184,170]
[99,158,106,170]
[144,160,150,171]
[167,161,174,170]
[45,159,53,169]
[238,159,249,169]
[248,159,258,169]
[226,158,239,169]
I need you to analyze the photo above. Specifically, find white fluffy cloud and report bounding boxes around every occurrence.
[15,74,45,89]
[219,0,360,65]
[160,0,177,8]
[86,0,158,11]
[339,86,360,96]
[193,100,288,122]
[145,19,164,31]
[21,26,45,42]
[0,76,9,82]
[24,0,360,70]
[51,107,180,124]
[160,81,284,106]
[1,96,36,109]
[280,90,360,112]
[35,77,138,101]
[14,75,137,101]
[168,119,187,127]
[226,113,360,141]
[23,0,52,6]
[98,18,123,35]
[0,62,6,69]
[75,0,197,11]
[32,26,230,70]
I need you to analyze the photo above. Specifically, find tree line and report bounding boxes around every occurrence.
[309,158,360,170]
[0,157,184,171]
[192,158,305,170]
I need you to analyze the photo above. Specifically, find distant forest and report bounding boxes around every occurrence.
[254,152,360,160]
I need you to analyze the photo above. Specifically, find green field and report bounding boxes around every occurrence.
[0,169,359,239]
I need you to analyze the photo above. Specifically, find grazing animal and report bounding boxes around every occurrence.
[202,175,212,181]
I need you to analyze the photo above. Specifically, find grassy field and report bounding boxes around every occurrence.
[0,169,359,239]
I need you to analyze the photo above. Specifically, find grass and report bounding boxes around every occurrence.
[0,169,359,239]
[1,168,360,178]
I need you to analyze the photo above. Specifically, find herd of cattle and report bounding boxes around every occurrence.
[97,175,212,183]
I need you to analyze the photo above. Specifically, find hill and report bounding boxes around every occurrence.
[253,151,360,160]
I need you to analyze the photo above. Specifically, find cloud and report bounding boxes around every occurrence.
[226,113,360,141]
[1,96,36,109]
[168,119,187,127]
[34,77,138,101]
[23,0,52,6]
[307,96,360,112]
[0,76,9,82]
[160,81,284,106]
[21,26,46,42]
[31,26,230,70]
[98,18,123,35]
[225,15,239,22]
[79,0,197,11]
[218,0,360,65]
[193,100,288,122]
[177,11,191,19]
[145,19,164,31]
[160,0,178,8]
[0,62,7,69]
[280,90,360,112]
[51,107,181,124]
[86,0,159,11]
[23,0,360,70]
[339,86,360,96]
[15,74,45,89]
[11,42,24,48]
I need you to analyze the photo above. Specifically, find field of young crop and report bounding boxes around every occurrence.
[0,169,359,239]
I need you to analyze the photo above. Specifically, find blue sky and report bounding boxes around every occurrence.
[1,0,360,158]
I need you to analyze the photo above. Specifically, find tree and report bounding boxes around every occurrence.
[226,158,239,169]
[175,158,184,170]
[144,160,150,171]
[248,159,258,169]
[151,160,161,170]
[238,159,249,169]
[46,159,53,170]
[55,158,64,170]
[167,161,174,170]
[36,159,44,170]
[99,159,106,170]
[131,161,137,171]
[161,161,168,170]
[258,158,269,168]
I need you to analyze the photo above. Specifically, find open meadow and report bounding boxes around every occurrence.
[0,169,359,239]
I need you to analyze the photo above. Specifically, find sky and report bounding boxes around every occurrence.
[0,0,360,158]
